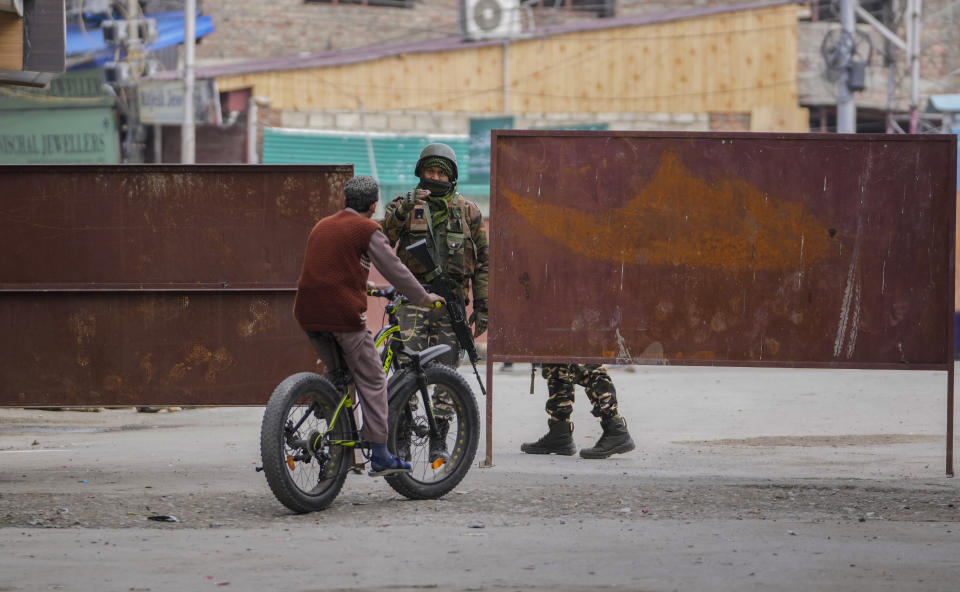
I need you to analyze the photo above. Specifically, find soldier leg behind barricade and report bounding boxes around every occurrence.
[574,364,635,459]
[521,363,635,458]
[397,303,463,463]
[520,363,578,456]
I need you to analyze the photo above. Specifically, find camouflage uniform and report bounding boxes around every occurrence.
[381,192,489,368]
[540,363,620,425]
[522,362,634,458]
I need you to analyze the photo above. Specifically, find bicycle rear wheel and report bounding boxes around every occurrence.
[260,372,351,513]
[385,364,479,499]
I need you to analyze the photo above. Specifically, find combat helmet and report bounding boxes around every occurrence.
[414,143,458,183]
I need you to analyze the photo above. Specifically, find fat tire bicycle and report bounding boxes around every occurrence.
[260,329,479,513]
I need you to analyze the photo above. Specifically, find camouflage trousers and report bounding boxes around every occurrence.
[540,363,619,425]
[397,303,463,417]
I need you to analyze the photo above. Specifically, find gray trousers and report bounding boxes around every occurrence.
[307,329,389,443]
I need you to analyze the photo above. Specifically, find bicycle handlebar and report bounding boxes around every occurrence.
[367,280,485,396]
[368,286,443,308]
[366,286,398,300]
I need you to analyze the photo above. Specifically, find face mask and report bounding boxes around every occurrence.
[419,178,453,197]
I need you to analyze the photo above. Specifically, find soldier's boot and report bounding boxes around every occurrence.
[428,418,451,465]
[520,421,576,455]
[579,416,635,459]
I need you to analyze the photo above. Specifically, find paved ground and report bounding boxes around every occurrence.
[1,364,958,591]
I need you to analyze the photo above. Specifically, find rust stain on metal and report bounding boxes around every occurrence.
[276,193,296,217]
[489,131,956,368]
[134,297,191,325]
[140,354,155,384]
[0,165,352,406]
[500,151,832,271]
[168,344,234,384]
[69,312,97,344]
[238,297,276,338]
[102,374,139,399]
[204,228,233,258]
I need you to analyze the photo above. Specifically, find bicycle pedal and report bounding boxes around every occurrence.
[349,463,364,475]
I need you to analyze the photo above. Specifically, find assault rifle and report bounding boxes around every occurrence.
[405,238,486,396]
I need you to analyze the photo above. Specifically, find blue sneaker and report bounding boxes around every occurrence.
[369,453,412,477]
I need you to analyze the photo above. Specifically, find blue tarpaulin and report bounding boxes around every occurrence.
[66,11,215,67]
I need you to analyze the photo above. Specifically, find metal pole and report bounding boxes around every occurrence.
[948,364,955,476]
[502,40,510,115]
[246,96,258,164]
[837,0,857,133]
[123,0,141,163]
[126,0,138,43]
[182,0,196,163]
[885,0,899,133]
[153,125,162,163]
[908,0,921,133]
[483,349,493,467]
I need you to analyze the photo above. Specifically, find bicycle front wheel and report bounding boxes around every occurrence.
[260,372,351,513]
[385,364,479,499]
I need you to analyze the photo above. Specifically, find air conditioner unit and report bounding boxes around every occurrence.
[104,61,131,86]
[101,20,128,46]
[139,18,158,44]
[460,0,521,41]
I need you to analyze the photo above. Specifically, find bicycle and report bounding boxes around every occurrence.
[259,328,480,513]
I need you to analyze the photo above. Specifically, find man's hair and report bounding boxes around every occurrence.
[344,175,380,213]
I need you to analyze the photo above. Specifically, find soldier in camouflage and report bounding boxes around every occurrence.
[381,142,489,365]
[381,143,489,462]
[521,363,635,459]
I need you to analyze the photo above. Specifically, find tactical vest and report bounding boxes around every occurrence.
[401,194,477,283]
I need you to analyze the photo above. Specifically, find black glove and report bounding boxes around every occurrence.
[469,299,488,337]
[398,190,417,215]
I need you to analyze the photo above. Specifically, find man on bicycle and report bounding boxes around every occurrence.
[294,175,444,476]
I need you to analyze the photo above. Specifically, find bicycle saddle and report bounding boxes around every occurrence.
[398,343,451,366]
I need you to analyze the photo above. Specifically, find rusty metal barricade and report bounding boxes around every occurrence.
[0,164,352,407]
[486,131,957,474]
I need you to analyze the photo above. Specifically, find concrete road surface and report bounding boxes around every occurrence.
[1,364,958,591]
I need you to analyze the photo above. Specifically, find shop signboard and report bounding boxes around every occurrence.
[0,106,119,164]
[138,78,222,125]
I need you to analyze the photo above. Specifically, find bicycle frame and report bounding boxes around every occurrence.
[371,287,406,374]
[317,391,362,449]
[375,324,402,373]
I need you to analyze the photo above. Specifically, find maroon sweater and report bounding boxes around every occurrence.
[294,209,381,332]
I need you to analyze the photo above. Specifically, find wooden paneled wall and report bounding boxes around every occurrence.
[0,12,23,71]
[216,4,800,116]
